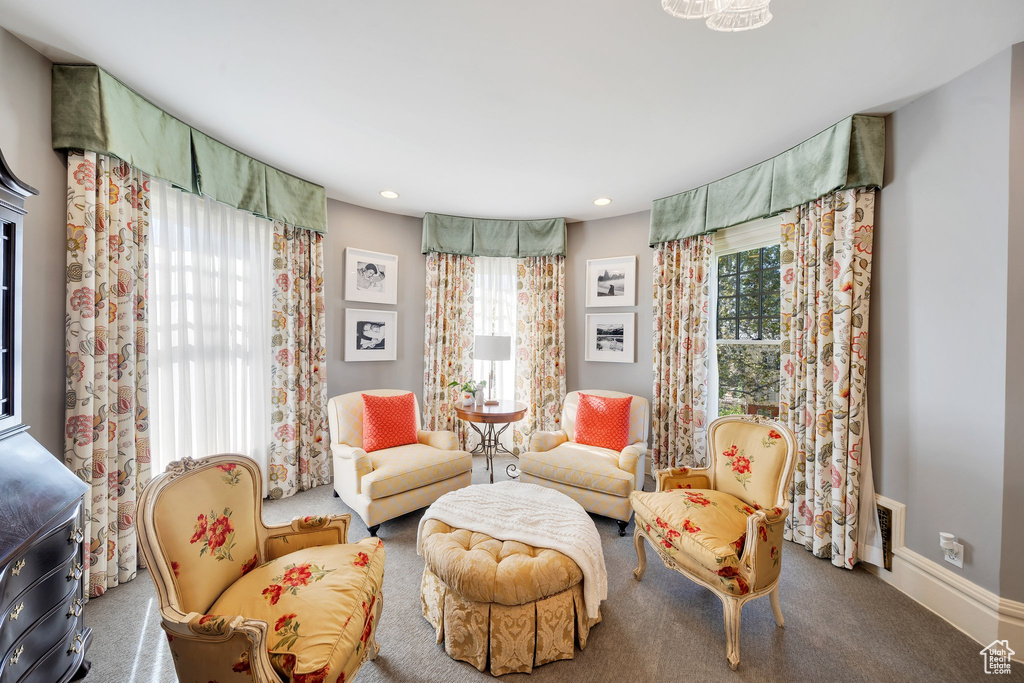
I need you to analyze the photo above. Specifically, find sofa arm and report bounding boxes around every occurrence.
[418,429,459,451]
[332,443,374,494]
[618,443,646,473]
[263,514,351,561]
[740,505,788,590]
[530,430,568,452]
[159,608,279,682]
[654,466,712,492]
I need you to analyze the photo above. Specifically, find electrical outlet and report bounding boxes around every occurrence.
[944,542,964,568]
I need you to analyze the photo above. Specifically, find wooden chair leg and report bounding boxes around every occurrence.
[770,585,784,628]
[722,597,742,671]
[633,528,647,581]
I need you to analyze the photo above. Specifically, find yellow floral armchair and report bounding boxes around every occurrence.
[631,415,796,670]
[520,390,650,536]
[328,390,472,536]
[138,455,385,683]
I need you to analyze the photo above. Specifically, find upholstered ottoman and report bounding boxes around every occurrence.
[419,519,601,675]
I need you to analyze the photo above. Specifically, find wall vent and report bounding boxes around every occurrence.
[877,502,894,571]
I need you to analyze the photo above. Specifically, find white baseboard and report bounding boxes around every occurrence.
[868,495,1024,663]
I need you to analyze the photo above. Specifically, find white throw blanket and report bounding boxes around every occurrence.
[416,481,607,619]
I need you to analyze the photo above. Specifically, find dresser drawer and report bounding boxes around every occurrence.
[0,505,82,612]
[0,600,79,683]
[0,551,80,658]
[18,626,89,683]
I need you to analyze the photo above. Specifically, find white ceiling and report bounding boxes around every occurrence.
[2,1,1024,222]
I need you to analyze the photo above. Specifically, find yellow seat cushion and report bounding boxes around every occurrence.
[519,442,634,497]
[630,489,753,576]
[419,519,583,606]
[362,444,472,500]
[210,539,385,683]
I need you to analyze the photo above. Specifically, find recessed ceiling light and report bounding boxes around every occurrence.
[380,190,399,199]
[594,197,612,206]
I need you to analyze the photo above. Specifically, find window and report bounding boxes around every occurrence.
[710,220,781,419]
[472,256,517,447]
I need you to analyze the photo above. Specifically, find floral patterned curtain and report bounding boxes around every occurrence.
[514,256,566,449]
[780,188,876,568]
[423,253,475,443]
[64,151,151,599]
[651,235,713,470]
[268,222,329,499]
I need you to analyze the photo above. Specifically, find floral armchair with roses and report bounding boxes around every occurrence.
[138,454,385,683]
[630,415,796,671]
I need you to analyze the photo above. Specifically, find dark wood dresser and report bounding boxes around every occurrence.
[0,149,91,681]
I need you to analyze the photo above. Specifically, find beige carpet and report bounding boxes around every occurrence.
[83,454,1020,682]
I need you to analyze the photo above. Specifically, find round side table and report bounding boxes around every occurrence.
[454,401,527,483]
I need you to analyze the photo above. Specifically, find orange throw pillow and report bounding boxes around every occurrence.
[362,393,418,453]
[574,393,633,452]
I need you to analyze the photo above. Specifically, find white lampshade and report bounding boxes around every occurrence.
[474,335,511,361]
[705,0,772,31]
[661,0,725,19]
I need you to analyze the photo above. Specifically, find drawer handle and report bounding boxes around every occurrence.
[68,632,85,655]
[69,524,84,544]
[11,558,25,576]
[9,644,23,665]
[67,598,84,618]
[9,602,23,620]
[67,558,83,582]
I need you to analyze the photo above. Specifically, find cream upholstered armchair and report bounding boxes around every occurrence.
[631,415,796,670]
[328,390,472,536]
[138,454,385,683]
[520,390,649,536]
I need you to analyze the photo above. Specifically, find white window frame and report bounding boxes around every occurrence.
[707,216,781,423]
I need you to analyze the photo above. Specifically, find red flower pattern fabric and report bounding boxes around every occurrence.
[573,393,633,452]
[361,392,418,453]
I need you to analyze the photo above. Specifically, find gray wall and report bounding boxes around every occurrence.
[1001,43,1024,602]
[565,211,654,424]
[0,29,66,457]
[323,199,426,400]
[871,50,1012,594]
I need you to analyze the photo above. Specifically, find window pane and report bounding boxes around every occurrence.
[717,343,781,417]
[719,275,737,297]
[762,317,780,340]
[739,249,761,272]
[718,317,737,340]
[740,271,760,294]
[762,291,780,316]
[739,318,759,339]
[738,295,759,317]
[718,254,737,276]
[718,297,736,318]
[762,244,780,269]
[762,268,780,293]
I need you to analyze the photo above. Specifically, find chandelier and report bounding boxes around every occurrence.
[661,0,773,32]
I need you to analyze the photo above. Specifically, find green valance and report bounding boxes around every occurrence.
[51,65,327,233]
[649,114,885,246]
[422,213,566,257]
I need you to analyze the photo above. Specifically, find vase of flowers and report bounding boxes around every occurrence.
[448,379,486,407]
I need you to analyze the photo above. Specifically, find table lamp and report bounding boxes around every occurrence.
[474,335,511,405]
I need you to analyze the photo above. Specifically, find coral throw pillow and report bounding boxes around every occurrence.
[362,393,418,453]
[574,393,633,452]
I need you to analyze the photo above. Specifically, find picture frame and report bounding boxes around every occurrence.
[585,255,636,307]
[345,247,398,305]
[345,308,397,361]
[585,313,636,363]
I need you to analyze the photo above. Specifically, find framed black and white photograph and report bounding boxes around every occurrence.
[585,255,637,307]
[585,313,636,363]
[345,247,398,305]
[345,309,397,361]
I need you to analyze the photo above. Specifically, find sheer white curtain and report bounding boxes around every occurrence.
[473,256,517,448]
[149,180,273,481]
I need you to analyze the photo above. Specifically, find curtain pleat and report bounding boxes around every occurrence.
[780,188,876,568]
[514,256,566,449]
[423,253,476,444]
[651,235,713,470]
[268,222,329,499]
[64,152,151,599]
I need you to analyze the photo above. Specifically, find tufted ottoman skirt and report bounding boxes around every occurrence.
[419,519,601,675]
